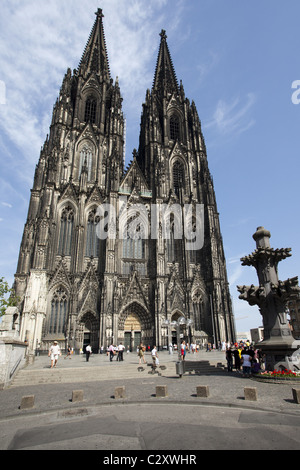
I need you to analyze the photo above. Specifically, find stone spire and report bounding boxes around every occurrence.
[78,8,110,80]
[152,29,179,98]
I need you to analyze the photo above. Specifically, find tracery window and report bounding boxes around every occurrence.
[122,218,145,260]
[86,210,100,257]
[79,146,93,181]
[49,288,68,334]
[192,292,204,331]
[58,207,74,256]
[188,217,198,264]
[166,214,182,263]
[170,114,180,141]
[84,96,97,124]
[173,160,185,196]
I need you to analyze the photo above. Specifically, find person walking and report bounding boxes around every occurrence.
[108,343,115,362]
[64,344,72,359]
[85,344,92,362]
[138,343,146,365]
[151,345,159,370]
[180,341,186,361]
[226,347,233,372]
[241,349,252,378]
[48,341,61,368]
[233,347,241,372]
[117,342,125,361]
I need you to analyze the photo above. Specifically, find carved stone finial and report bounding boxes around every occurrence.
[95,8,104,18]
[253,226,271,248]
[160,29,167,40]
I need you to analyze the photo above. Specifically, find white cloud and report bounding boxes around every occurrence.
[196,51,220,84]
[205,93,256,136]
[0,0,185,169]
[228,263,244,287]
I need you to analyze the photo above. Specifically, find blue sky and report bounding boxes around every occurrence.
[0,0,299,334]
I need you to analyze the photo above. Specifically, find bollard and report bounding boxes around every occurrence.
[72,390,84,403]
[156,385,168,397]
[196,385,210,398]
[20,395,35,410]
[292,388,300,404]
[244,387,258,401]
[115,386,126,399]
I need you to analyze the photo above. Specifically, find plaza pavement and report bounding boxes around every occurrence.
[0,349,300,451]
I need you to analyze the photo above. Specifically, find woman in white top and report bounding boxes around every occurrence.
[48,341,61,368]
[241,350,252,378]
[151,346,159,368]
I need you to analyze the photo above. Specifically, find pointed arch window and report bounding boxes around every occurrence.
[58,207,74,256]
[123,218,145,260]
[79,146,93,181]
[49,287,68,334]
[188,217,198,264]
[173,160,185,197]
[166,214,182,263]
[84,96,97,124]
[170,114,180,141]
[192,291,204,331]
[86,210,100,257]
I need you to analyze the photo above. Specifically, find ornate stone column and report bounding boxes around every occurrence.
[237,227,300,371]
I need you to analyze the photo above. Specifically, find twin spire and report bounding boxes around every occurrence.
[78,9,179,96]
[152,29,179,96]
[78,8,110,79]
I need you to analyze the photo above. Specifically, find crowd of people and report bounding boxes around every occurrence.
[224,341,264,378]
[48,338,264,378]
[107,343,126,362]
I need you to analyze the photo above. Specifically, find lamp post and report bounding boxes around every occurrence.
[163,316,193,377]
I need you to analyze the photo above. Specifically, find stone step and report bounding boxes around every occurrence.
[9,364,172,387]
[9,360,227,388]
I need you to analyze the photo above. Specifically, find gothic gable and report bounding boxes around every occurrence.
[76,122,98,150]
[119,271,149,312]
[86,185,104,206]
[79,262,99,293]
[81,72,102,97]
[59,182,78,206]
[78,263,100,314]
[169,141,187,164]
[49,259,72,292]
[167,93,183,114]
[119,156,150,196]
[191,266,207,301]
[167,266,185,309]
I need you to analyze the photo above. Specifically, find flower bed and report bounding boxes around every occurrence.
[252,369,300,384]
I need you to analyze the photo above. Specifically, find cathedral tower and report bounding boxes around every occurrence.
[14,10,235,353]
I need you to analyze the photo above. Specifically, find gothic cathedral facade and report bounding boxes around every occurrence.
[14,9,236,353]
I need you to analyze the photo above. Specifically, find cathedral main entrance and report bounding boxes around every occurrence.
[124,313,142,351]
[119,302,153,351]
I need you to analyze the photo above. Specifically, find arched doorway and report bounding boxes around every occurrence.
[124,313,142,352]
[77,312,99,353]
[119,302,153,351]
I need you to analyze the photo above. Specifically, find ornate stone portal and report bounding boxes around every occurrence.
[237,227,300,371]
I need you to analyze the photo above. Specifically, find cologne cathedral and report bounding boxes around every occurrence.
[14,9,236,353]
